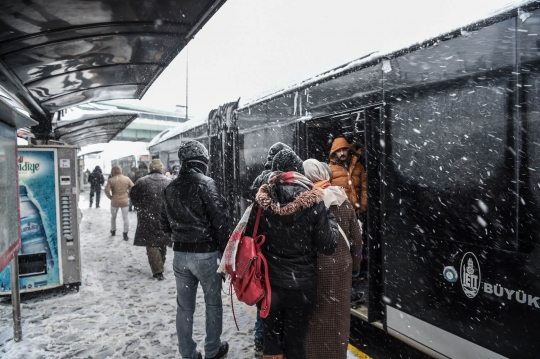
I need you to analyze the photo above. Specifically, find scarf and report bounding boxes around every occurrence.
[303,159,348,208]
[217,204,254,275]
[267,171,313,190]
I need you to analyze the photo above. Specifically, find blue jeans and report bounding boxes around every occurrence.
[173,251,223,359]
[254,307,264,339]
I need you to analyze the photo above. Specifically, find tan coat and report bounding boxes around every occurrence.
[105,166,134,207]
[329,137,367,212]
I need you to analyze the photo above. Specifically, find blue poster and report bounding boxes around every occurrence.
[0,149,61,292]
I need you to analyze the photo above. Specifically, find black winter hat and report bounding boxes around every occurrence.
[178,140,209,164]
[271,148,304,174]
[264,142,292,169]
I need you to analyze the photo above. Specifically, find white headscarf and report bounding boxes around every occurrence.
[303,159,348,208]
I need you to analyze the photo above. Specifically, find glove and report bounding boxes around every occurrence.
[352,270,361,278]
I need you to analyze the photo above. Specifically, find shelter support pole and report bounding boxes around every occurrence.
[10,256,21,342]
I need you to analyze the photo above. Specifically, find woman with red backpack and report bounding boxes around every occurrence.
[243,149,339,359]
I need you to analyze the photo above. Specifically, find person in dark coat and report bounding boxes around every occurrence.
[247,141,292,354]
[127,166,137,211]
[88,166,104,208]
[303,159,363,359]
[130,159,171,280]
[160,140,230,359]
[133,162,149,183]
[244,148,339,359]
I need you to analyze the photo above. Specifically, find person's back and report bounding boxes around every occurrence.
[133,162,148,183]
[105,165,134,239]
[88,166,104,208]
[303,159,363,359]
[244,148,339,359]
[105,167,133,207]
[160,140,229,359]
[131,159,171,280]
[162,169,228,250]
[88,167,104,188]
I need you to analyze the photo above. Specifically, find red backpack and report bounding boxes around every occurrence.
[229,206,271,329]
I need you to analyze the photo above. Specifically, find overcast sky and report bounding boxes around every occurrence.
[139,0,524,118]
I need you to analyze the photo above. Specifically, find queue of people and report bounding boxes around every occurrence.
[105,137,366,359]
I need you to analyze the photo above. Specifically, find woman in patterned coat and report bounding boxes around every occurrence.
[303,159,363,359]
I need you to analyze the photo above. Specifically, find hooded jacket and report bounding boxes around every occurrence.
[160,167,230,253]
[328,138,367,212]
[104,166,134,207]
[245,182,339,290]
[130,171,172,247]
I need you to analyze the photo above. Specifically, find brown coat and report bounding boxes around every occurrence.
[104,166,134,207]
[329,137,367,212]
[305,200,363,359]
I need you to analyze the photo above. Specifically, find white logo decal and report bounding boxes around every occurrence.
[460,252,481,298]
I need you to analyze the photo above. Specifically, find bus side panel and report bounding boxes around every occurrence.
[381,15,540,357]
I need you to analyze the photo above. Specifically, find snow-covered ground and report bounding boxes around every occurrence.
[0,184,359,358]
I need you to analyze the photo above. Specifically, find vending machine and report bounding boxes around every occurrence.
[0,145,82,294]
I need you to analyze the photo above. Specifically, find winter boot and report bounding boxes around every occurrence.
[254,338,263,355]
[110,230,115,237]
[205,341,228,359]
[123,232,129,241]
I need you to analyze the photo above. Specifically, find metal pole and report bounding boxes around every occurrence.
[186,45,189,122]
[10,256,21,342]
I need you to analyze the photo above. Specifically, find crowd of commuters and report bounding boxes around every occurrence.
[84,136,366,359]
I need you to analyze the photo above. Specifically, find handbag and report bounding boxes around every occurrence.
[229,206,271,329]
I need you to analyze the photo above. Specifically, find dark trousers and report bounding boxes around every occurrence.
[146,246,167,275]
[260,286,317,359]
[90,187,101,207]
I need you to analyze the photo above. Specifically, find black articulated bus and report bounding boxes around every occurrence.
[149,3,540,358]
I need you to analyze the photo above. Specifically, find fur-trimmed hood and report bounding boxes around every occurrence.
[256,183,324,217]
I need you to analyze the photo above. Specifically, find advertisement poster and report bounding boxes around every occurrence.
[0,149,61,292]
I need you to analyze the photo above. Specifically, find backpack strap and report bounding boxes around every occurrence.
[252,205,263,237]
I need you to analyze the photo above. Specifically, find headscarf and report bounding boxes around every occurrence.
[303,158,348,208]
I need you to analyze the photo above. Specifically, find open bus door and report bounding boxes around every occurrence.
[301,105,384,323]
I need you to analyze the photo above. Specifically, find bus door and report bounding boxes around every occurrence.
[302,105,383,323]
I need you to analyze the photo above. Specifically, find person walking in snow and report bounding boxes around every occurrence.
[241,148,339,359]
[160,140,230,359]
[303,159,363,359]
[130,159,171,281]
[88,166,104,208]
[104,165,134,240]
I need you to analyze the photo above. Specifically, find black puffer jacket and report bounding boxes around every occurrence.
[245,183,339,290]
[160,168,229,253]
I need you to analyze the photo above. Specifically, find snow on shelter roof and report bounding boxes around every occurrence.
[238,0,536,111]
[148,116,207,148]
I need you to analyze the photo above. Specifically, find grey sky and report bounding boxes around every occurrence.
[140,0,522,118]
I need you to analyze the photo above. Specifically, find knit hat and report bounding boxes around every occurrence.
[271,148,304,174]
[264,142,292,169]
[149,159,164,172]
[178,140,209,164]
